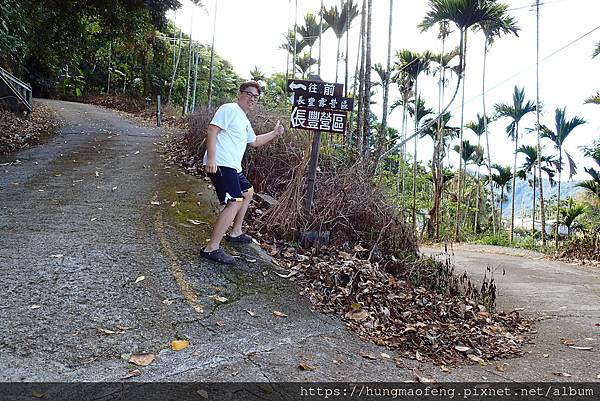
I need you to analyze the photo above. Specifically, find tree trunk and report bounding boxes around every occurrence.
[531,169,537,234]
[362,0,372,156]
[555,149,562,248]
[510,124,519,243]
[356,0,367,154]
[375,0,393,161]
[207,1,218,110]
[411,82,419,231]
[454,28,467,241]
[482,40,496,235]
[535,0,546,245]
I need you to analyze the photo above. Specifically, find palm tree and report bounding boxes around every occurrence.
[516,145,539,234]
[280,30,307,60]
[321,0,360,84]
[294,52,317,79]
[492,164,513,221]
[375,0,394,161]
[494,86,536,243]
[560,198,585,236]
[250,66,266,84]
[577,144,600,199]
[466,114,488,232]
[541,107,586,247]
[297,13,328,59]
[476,13,519,235]
[419,0,514,241]
[399,51,433,230]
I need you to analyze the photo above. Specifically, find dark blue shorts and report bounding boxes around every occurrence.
[207,166,253,205]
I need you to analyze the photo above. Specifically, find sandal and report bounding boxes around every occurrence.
[201,248,235,264]
[225,233,253,244]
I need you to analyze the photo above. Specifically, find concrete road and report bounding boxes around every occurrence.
[421,244,600,382]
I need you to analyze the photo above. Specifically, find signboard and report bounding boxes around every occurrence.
[287,79,352,134]
[290,106,347,133]
[291,90,354,112]
[287,79,344,97]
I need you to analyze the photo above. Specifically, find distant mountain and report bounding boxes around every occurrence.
[500,178,584,218]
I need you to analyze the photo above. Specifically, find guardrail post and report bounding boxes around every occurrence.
[156,95,161,127]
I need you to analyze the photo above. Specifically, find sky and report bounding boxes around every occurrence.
[167,0,600,181]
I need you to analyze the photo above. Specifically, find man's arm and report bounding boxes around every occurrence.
[248,120,284,148]
[205,124,222,173]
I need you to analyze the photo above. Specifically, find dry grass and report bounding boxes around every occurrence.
[179,105,417,256]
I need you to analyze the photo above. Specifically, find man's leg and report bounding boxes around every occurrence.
[204,201,242,252]
[230,189,253,237]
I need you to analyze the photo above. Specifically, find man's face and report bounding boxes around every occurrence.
[238,87,260,111]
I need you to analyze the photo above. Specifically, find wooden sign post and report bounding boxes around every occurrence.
[287,79,353,216]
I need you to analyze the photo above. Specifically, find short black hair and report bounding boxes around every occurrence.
[239,80,261,95]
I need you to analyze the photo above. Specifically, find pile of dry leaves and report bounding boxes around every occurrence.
[556,236,600,267]
[0,103,61,154]
[256,238,533,366]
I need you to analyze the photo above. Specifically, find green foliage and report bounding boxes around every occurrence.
[0,0,30,66]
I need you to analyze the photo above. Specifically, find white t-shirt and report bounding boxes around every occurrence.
[203,103,256,172]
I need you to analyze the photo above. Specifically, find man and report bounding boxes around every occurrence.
[202,80,284,264]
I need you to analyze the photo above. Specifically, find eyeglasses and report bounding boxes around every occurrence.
[242,90,260,100]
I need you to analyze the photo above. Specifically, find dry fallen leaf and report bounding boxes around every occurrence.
[162,299,174,305]
[380,353,392,359]
[150,200,160,205]
[215,320,225,327]
[49,254,64,258]
[543,353,550,358]
[128,353,155,366]
[298,362,316,371]
[97,328,115,335]
[30,304,41,310]
[559,337,575,346]
[197,389,209,399]
[496,364,506,372]
[353,244,368,252]
[135,276,145,283]
[347,309,369,322]
[170,340,189,351]
[186,219,206,225]
[413,368,435,383]
[246,309,257,317]
[440,366,450,373]
[468,355,487,365]
[273,310,288,318]
[455,345,471,352]
[175,191,186,194]
[121,369,142,379]
[31,391,44,398]
[213,296,228,303]
[552,372,572,377]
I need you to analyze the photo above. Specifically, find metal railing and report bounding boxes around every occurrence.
[0,67,32,112]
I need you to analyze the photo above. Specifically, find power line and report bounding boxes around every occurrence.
[453,23,600,113]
